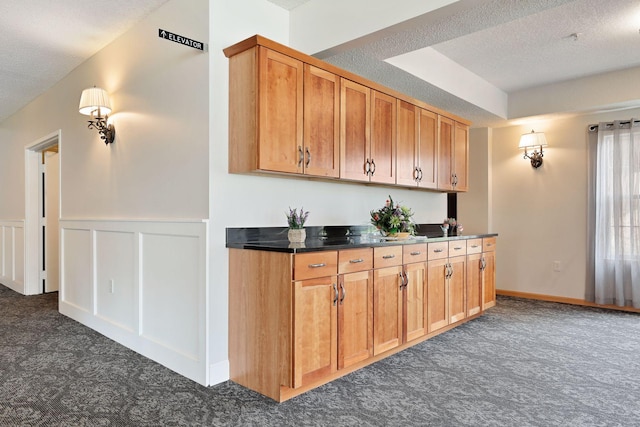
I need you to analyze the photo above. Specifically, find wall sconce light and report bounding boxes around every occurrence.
[519,129,548,168]
[78,86,115,144]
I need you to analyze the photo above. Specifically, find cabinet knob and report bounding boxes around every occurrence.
[433,248,444,253]
[349,258,364,264]
[305,147,311,167]
[382,254,395,259]
[410,251,421,256]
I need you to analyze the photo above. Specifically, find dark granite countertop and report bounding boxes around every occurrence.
[226,225,498,253]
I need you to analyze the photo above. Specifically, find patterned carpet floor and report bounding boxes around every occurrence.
[1,283,639,426]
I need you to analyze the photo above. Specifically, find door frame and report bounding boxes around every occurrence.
[24,130,61,295]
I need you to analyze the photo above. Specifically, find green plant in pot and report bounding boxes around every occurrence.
[370,195,415,239]
[286,207,309,242]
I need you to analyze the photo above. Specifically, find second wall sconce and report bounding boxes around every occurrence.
[78,86,115,145]
[519,129,548,168]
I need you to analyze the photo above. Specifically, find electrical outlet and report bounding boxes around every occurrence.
[109,279,115,293]
[553,261,562,272]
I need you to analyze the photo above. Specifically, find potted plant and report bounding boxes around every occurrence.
[370,195,415,239]
[286,207,309,242]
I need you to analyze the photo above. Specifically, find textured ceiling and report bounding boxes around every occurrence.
[432,0,640,92]
[0,0,170,122]
[312,0,640,126]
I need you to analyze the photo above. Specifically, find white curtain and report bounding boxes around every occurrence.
[590,120,640,308]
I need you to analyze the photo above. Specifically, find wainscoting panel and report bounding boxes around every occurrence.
[59,219,209,386]
[95,230,136,332]
[60,227,93,313]
[0,221,25,293]
[141,233,200,360]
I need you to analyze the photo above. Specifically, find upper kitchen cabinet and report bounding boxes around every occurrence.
[340,84,396,184]
[228,46,303,174]
[438,117,469,192]
[453,122,469,192]
[369,91,396,184]
[227,48,339,178]
[224,35,470,191]
[304,65,340,178]
[340,79,371,182]
[397,101,438,189]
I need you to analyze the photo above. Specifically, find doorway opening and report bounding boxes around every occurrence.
[25,131,61,296]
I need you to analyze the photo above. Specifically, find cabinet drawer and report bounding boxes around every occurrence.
[427,241,449,260]
[294,251,338,280]
[403,243,427,263]
[466,238,483,255]
[449,240,467,256]
[483,237,497,252]
[338,248,373,274]
[374,246,403,268]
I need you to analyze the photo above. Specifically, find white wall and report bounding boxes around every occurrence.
[209,0,448,384]
[458,127,491,234]
[485,107,640,300]
[0,0,210,384]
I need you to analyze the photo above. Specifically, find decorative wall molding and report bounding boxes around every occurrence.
[59,219,209,385]
[0,220,25,294]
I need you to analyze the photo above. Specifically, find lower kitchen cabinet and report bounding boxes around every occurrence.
[427,258,449,332]
[426,242,467,332]
[228,235,497,402]
[338,269,374,369]
[482,238,497,309]
[293,275,338,388]
[373,265,403,355]
[404,260,428,342]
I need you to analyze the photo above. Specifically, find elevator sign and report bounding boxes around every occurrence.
[158,29,207,51]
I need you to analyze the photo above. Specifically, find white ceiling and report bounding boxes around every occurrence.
[2,0,640,127]
[0,0,170,122]
[432,0,640,93]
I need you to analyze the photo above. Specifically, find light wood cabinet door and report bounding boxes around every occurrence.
[396,100,419,186]
[448,256,466,324]
[466,253,483,316]
[453,122,469,191]
[304,65,340,177]
[370,91,396,184]
[293,276,338,388]
[373,266,403,355]
[418,108,438,189]
[427,258,449,332]
[482,251,496,310]
[404,262,427,342]
[338,270,373,369]
[340,79,371,182]
[258,47,303,174]
[437,116,454,191]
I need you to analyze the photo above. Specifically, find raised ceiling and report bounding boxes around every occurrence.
[287,0,640,127]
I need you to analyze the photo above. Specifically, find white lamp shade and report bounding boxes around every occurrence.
[78,87,112,116]
[519,130,548,149]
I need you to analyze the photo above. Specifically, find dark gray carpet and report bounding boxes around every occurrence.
[1,283,639,426]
